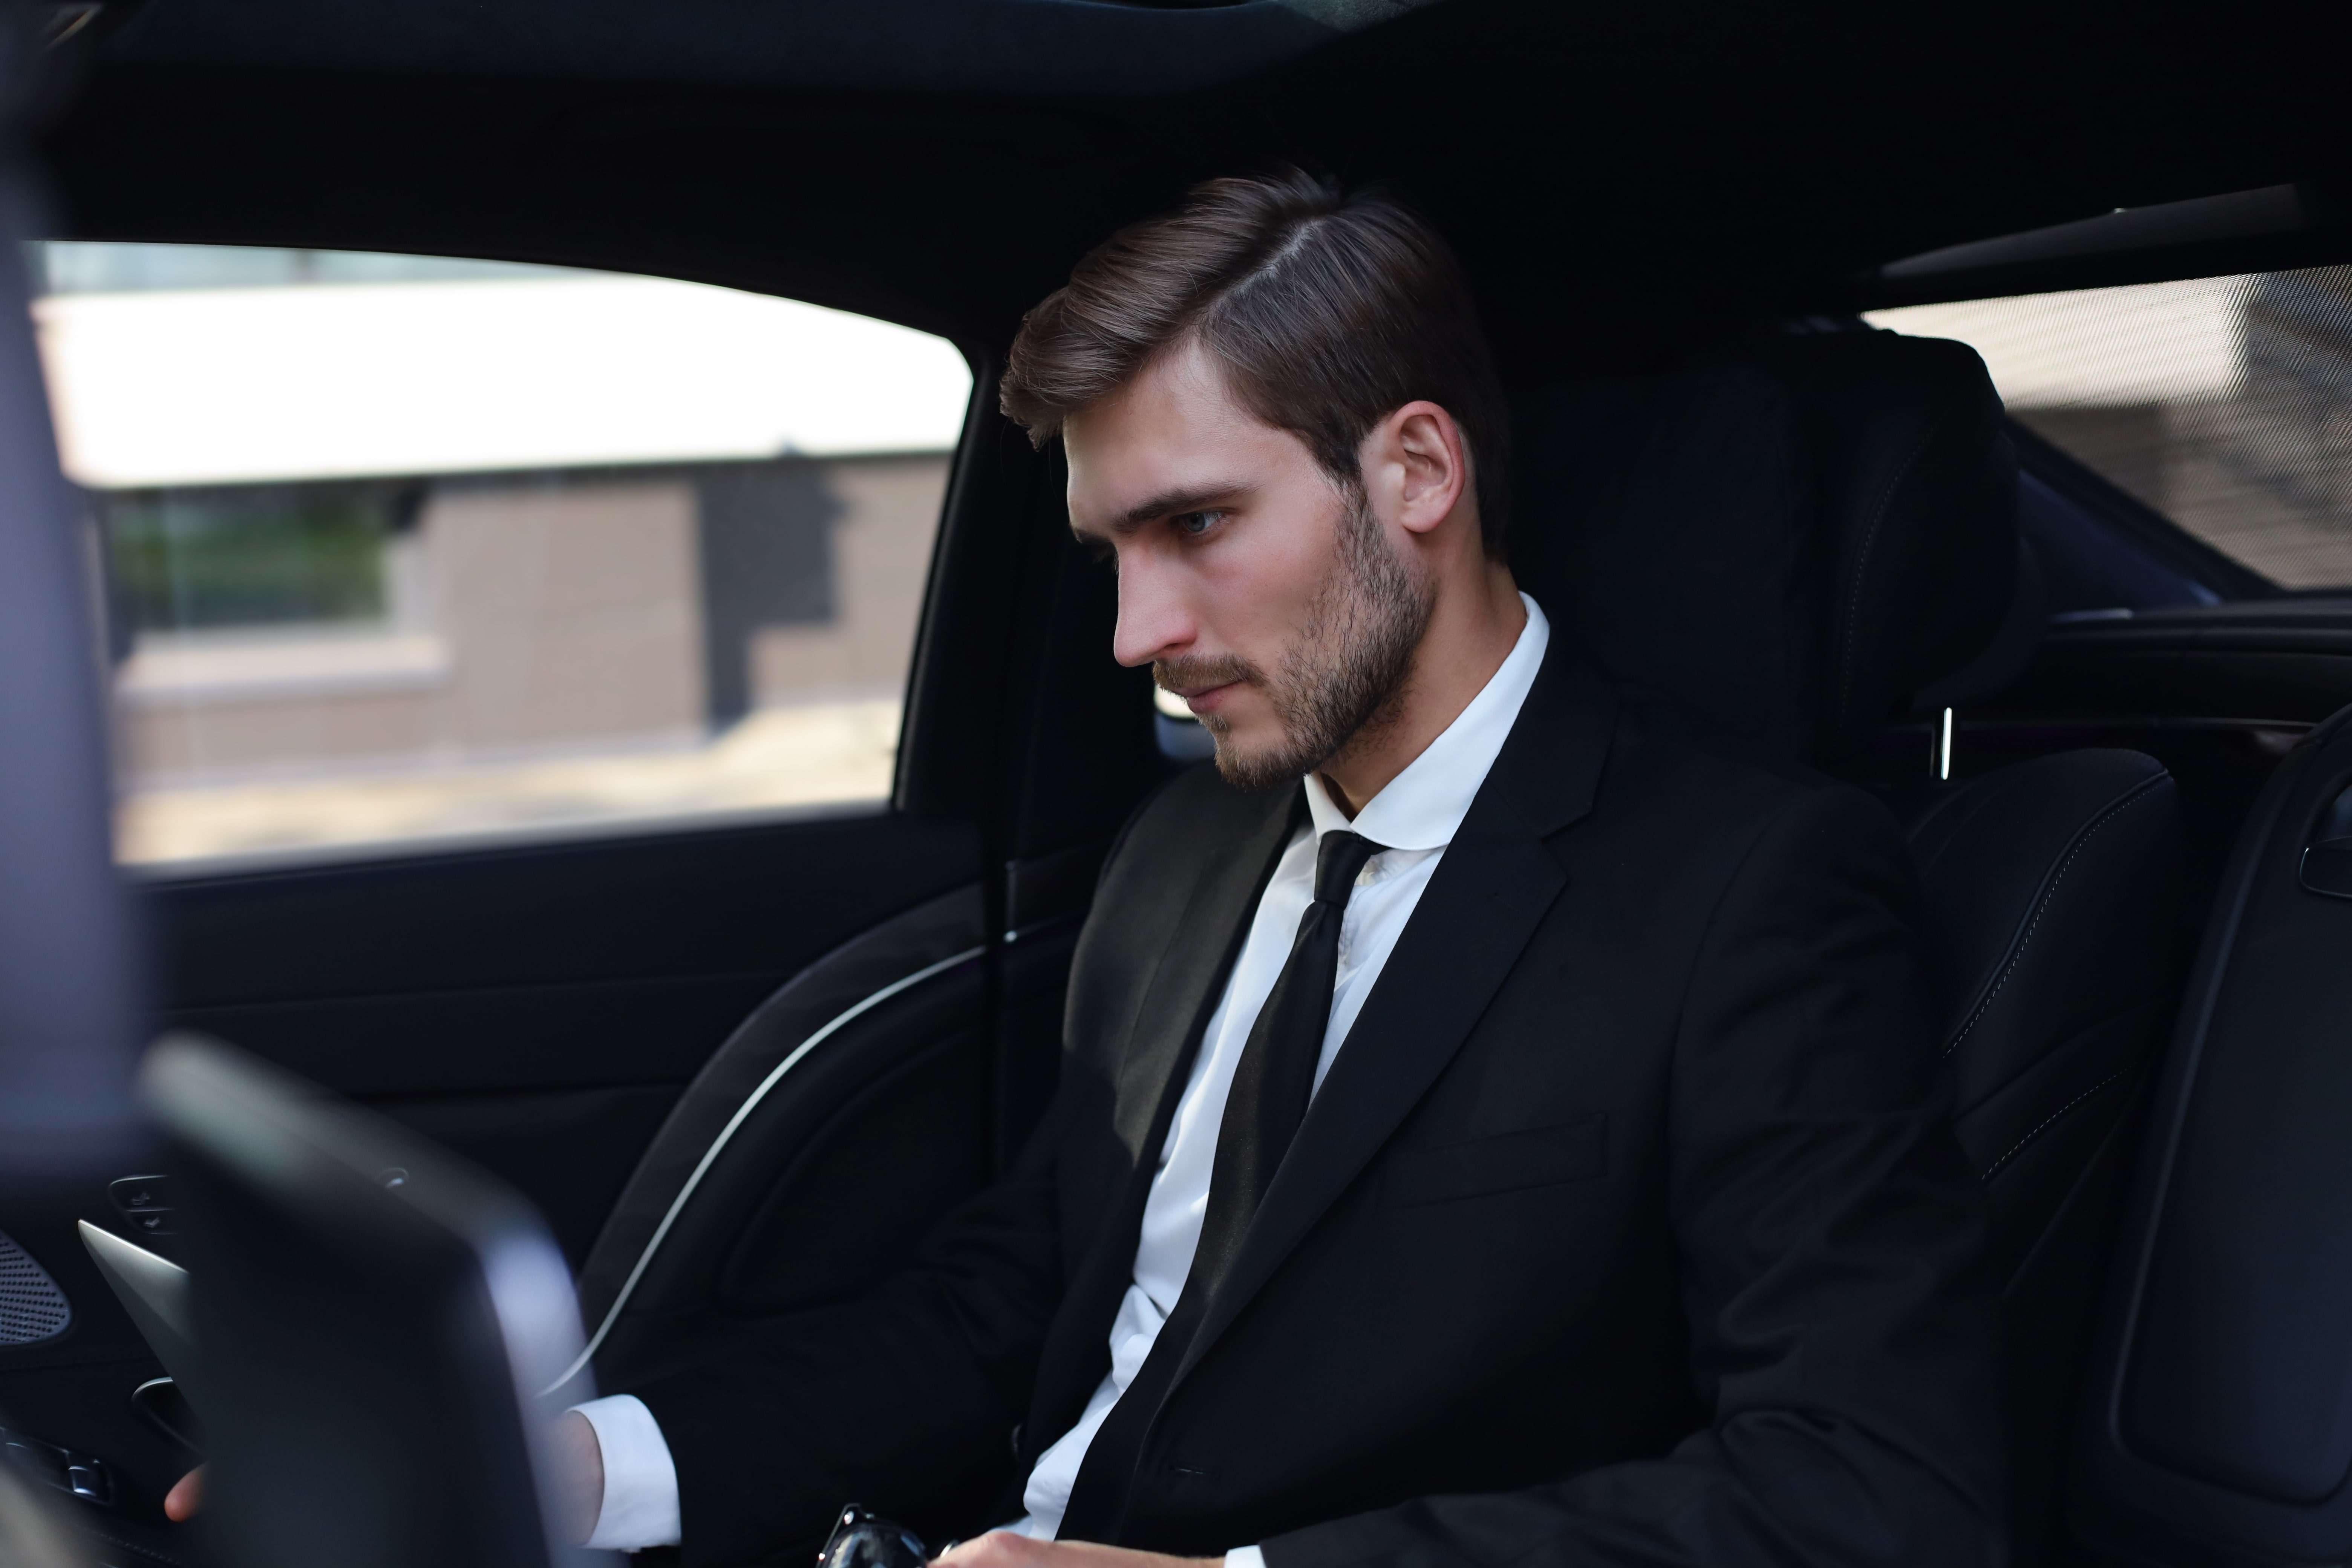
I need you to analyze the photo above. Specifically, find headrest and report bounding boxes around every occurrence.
[1511,332,2020,762]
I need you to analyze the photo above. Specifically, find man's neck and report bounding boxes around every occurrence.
[1317,559,1528,818]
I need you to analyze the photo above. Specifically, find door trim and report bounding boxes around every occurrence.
[545,943,985,1396]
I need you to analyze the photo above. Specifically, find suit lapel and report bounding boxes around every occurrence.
[1169,648,1619,1390]
[1109,786,1305,1167]
[1024,782,1302,1449]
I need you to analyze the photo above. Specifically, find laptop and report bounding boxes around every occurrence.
[106,1034,599,1568]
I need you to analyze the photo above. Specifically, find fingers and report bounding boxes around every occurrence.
[164,1465,205,1522]
[935,1531,1049,1568]
[931,1534,1212,1568]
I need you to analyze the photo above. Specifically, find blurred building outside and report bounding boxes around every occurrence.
[30,245,971,865]
[1871,265,2352,589]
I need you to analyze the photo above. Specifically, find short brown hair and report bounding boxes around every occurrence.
[1000,167,1512,555]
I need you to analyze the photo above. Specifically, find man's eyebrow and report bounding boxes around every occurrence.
[1073,483,1249,542]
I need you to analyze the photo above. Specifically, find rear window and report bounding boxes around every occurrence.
[1867,266,2352,588]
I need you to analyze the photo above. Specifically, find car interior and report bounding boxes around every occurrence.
[0,1,2347,1566]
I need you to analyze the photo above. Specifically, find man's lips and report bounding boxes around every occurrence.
[1176,680,1242,714]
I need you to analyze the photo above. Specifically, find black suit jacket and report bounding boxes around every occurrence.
[631,641,2006,1568]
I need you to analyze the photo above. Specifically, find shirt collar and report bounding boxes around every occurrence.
[1302,592,1551,853]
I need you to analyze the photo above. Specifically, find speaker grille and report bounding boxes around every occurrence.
[0,1230,70,1345]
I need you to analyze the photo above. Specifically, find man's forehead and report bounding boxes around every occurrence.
[1064,345,1295,531]
[1068,345,1235,458]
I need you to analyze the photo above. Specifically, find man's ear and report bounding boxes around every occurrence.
[1368,400,1470,539]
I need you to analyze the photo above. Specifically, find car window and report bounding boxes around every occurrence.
[31,243,972,867]
[1867,266,2352,589]
[1153,682,1215,764]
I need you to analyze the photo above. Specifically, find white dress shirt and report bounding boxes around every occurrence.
[578,595,1550,1559]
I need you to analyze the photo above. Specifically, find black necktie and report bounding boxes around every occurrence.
[1188,828,1386,1295]
[1059,828,1387,1541]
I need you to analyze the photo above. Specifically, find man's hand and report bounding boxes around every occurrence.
[164,1466,203,1522]
[554,1408,605,1546]
[934,1531,1217,1568]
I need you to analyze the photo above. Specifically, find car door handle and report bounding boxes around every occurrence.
[2300,837,2352,899]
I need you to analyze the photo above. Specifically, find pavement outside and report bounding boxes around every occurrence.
[117,698,900,865]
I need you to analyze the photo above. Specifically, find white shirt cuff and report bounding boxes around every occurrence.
[1225,1547,1267,1568]
[572,1393,682,1551]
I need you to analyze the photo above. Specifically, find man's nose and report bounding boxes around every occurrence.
[1110,561,1194,669]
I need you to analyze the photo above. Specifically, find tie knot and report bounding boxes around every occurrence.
[1313,830,1386,908]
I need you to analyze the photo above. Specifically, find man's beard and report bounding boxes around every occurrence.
[1155,491,1435,793]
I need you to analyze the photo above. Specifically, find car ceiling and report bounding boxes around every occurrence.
[32,0,2351,375]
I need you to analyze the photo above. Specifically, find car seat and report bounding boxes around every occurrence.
[2067,709,2352,1568]
[1512,329,2184,1566]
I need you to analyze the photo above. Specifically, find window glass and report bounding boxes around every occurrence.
[1867,266,2352,588]
[31,244,972,865]
[1153,682,1215,764]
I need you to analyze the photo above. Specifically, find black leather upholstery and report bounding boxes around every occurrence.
[1514,330,2184,1563]
[2071,708,2352,1567]
[1514,333,2017,761]
[1911,751,2178,1258]
[1907,749,2182,1560]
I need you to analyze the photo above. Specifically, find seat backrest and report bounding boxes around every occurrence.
[1911,750,2180,1250]
[1908,747,2182,1562]
[2070,709,2352,1567]
[1513,329,2184,1563]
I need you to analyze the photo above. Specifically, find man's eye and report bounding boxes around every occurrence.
[1173,510,1224,538]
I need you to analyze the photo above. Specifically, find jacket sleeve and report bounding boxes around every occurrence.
[1263,786,2007,1568]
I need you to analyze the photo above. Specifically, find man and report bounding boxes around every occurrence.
[500,168,2005,1565]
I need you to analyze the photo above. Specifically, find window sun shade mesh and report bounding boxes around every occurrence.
[1870,266,2352,588]
[0,1231,71,1345]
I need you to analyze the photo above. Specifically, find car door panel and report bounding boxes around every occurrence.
[153,974,782,1099]
[139,810,985,1266]
[372,1084,687,1268]
[146,809,974,1008]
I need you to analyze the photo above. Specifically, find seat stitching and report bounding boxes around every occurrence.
[1979,1063,2134,1182]
[1942,774,2167,1058]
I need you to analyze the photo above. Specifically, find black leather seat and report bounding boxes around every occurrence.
[1912,747,2179,1560]
[1514,329,2184,1564]
[2069,716,2352,1568]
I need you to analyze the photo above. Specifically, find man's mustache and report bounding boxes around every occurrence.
[1154,655,1265,700]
